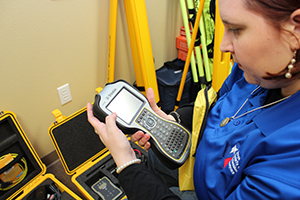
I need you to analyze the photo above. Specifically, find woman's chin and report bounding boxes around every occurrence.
[243,73,259,85]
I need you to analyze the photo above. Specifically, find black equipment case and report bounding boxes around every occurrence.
[48,106,147,200]
[0,110,81,200]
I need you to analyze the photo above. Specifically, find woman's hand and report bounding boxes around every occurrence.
[87,103,137,168]
[146,88,176,121]
[130,88,176,150]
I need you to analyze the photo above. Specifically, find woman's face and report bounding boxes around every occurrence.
[219,0,295,89]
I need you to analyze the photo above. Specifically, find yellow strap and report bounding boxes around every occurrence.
[178,86,217,191]
[212,0,231,91]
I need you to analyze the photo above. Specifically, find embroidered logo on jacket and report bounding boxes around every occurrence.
[223,143,241,175]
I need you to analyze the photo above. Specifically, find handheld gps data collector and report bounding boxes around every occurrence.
[93,79,191,169]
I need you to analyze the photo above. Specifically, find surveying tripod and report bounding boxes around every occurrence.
[106,0,160,102]
[106,0,231,109]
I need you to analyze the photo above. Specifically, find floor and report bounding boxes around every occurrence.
[46,159,87,199]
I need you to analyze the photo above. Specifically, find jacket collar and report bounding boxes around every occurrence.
[253,89,300,136]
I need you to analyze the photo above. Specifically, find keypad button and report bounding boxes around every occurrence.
[146,117,155,127]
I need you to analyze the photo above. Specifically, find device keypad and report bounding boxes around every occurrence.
[136,108,188,159]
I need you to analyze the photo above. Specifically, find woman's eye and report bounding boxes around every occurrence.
[229,28,241,34]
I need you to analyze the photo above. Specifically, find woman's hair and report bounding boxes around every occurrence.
[243,0,300,80]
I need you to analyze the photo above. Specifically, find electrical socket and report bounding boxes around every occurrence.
[57,83,72,105]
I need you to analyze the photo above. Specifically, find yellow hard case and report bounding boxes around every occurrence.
[0,110,82,200]
[48,107,147,200]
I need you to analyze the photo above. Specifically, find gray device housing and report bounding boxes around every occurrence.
[93,79,191,169]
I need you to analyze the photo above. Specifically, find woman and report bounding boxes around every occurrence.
[87,0,300,199]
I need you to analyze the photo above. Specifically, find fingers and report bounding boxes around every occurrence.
[88,103,151,152]
[87,103,101,127]
[147,88,159,111]
[131,131,151,150]
[87,103,107,138]
[131,131,142,142]
[86,103,95,123]
[105,112,118,133]
[87,103,121,139]
[143,141,151,150]
[86,103,137,168]
[146,88,172,121]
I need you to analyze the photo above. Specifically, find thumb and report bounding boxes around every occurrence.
[105,113,118,130]
[147,88,159,110]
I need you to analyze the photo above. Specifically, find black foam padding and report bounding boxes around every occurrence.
[23,179,53,200]
[51,111,106,172]
[22,178,77,200]
[0,113,43,200]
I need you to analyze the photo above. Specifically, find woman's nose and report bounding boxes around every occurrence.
[220,33,234,53]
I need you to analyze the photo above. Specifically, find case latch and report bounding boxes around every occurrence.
[95,87,103,93]
[52,109,66,124]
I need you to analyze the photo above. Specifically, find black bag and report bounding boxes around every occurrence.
[156,59,198,114]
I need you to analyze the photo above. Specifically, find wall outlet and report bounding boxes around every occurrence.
[57,83,72,105]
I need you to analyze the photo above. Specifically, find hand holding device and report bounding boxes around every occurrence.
[93,80,191,169]
[87,103,137,170]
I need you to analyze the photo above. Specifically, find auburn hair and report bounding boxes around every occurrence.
[243,0,300,80]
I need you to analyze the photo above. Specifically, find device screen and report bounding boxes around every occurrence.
[107,87,144,124]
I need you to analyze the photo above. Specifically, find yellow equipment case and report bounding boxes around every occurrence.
[48,106,147,200]
[0,110,82,200]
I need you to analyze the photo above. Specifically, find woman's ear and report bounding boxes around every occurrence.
[291,9,300,48]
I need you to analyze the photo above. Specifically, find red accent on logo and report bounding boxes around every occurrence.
[223,157,232,168]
